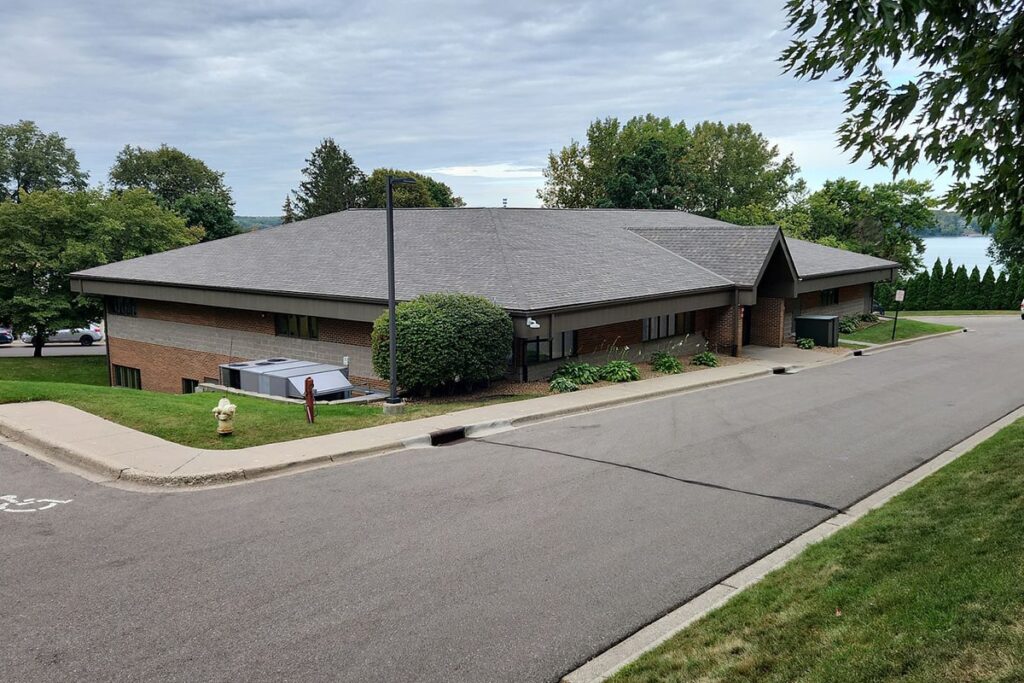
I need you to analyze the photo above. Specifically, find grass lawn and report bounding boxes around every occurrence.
[896,310,1018,316]
[842,318,962,345]
[612,417,1024,683]
[0,357,543,449]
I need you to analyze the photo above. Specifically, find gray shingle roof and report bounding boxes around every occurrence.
[786,237,898,278]
[627,226,781,287]
[72,208,898,312]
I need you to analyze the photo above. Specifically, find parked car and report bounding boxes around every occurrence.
[0,327,13,345]
[20,324,104,346]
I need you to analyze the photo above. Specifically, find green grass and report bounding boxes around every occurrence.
[0,357,542,449]
[838,341,871,349]
[0,356,109,385]
[896,310,1018,316]
[842,319,962,344]
[612,417,1024,683]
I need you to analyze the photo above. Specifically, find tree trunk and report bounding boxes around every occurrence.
[32,334,43,358]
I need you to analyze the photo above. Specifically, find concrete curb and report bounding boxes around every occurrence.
[0,364,775,490]
[852,327,968,356]
[560,403,1024,683]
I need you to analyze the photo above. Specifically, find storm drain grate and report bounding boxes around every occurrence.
[430,427,467,446]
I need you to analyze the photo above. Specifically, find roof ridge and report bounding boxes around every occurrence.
[622,227,736,286]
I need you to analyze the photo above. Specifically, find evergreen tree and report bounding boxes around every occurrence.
[941,260,955,308]
[292,139,366,219]
[979,265,996,310]
[1008,266,1023,308]
[282,195,296,224]
[905,271,929,309]
[966,266,983,310]
[993,270,1008,310]
[951,265,970,309]
[925,258,944,310]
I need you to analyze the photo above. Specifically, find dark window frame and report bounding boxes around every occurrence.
[109,296,137,317]
[113,364,141,390]
[642,314,677,341]
[182,378,200,394]
[820,288,840,306]
[274,313,319,340]
[524,331,577,365]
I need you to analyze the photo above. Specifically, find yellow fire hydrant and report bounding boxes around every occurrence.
[212,397,237,436]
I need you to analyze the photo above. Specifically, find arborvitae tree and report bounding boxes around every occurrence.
[905,271,929,309]
[979,265,996,310]
[941,259,955,308]
[993,270,1008,310]
[1007,266,1023,308]
[966,266,983,310]
[925,258,944,310]
[951,265,970,309]
[282,195,296,224]
[292,138,366,219]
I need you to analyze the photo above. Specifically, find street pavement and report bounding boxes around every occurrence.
[1,316,1021,682]
[0,342,106,357]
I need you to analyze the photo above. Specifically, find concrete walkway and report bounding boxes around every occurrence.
[0,360,786,487]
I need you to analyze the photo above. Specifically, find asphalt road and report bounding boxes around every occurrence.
[2,316,1022,682]
[0,342,106,357]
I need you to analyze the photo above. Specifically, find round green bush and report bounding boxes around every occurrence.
[838,316,859,334]
[551,361,600,385]
[650,351,684,374]
[796,337,816,349]
[549,376,580,393]
[600,359,641,382]
[691,350,719,367]
[371,293,513,395]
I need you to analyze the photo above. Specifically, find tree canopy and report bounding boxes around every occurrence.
[538,115,802,216]
[291,138,367,219]
[0,189,200,355]
[781,0,1024,264]
[0,120,88,201]
[109,144,236,241]
[363,169,465,209]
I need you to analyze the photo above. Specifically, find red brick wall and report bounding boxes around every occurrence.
[575,320,643,355]
[705,305,739,353]
[320,318,373,346]
[108,337,233,394]
[750,297,784,347]
[135,299,275,335]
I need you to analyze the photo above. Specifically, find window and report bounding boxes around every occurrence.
[551,330,576,359]
[113,365,141,390]
[524,331,576,365]
[642,314,676,341]
[524,338,551,363]
[108,296,137,317]
[820,288,839,306]
[182,378,200,394]
[676,311,697,335]
[274,313,319,340]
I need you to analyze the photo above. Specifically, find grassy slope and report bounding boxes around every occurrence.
[897,310,1018,316]
[0,357,541,450]
[612,418,1024,683]
[843,319,962,344]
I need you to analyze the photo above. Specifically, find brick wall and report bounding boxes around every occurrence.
[320,318,373,346]
[575,320,643,355]
[705,305,739,353]
[136,300,275,335]
[749,297,784,347]
[108,337,233,394]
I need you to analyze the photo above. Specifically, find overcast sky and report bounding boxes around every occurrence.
[3,1,942,215]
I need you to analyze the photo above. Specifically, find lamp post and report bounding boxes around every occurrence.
[385,175,416,408]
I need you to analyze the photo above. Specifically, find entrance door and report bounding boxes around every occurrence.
[742,305,752,346]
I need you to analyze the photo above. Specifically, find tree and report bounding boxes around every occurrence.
[0,120,88,201]
[942,260,956,308]
[600,138,681,209]
[782,2,1024,250]
[363,169,463,208]
[924,258,944,310]
[966,266,983,310]
[993,270,1009,310]
[292,139,366,218]
[109,144,236,241]
[0,189,199,356]
[282,195,296,224]
[979,266,997,310]
[950,265,970,309]
[370,293,513,395]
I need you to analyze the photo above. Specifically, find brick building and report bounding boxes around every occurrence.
[70,208,898,392]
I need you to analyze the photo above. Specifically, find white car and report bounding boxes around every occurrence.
[21,324,104,346]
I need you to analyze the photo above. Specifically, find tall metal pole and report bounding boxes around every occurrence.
[386,176,399,404]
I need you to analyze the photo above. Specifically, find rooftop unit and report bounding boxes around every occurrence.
[219,358,353,400]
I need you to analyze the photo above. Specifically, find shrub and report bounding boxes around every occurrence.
[371,293,513,395]
[691,350,719,367]
[859,312,879,323]
[551,361,601,385]
[650,351,684,374]
[796,337,815,349]
[838,316,859,334]
[549,376,579,393]
[599,360,640,382]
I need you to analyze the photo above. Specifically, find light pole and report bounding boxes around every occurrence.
[386,175,415,407]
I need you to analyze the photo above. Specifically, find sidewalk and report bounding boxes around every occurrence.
[0,339,894,489]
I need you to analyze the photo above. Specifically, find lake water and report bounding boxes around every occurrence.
[921,235,998,273]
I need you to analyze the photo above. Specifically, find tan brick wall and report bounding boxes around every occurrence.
[108,337,233,394]
[749,297,784,347]
[136,299,275,335]
[575,320,643,355]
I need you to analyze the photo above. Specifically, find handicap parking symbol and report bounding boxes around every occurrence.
[0,495,72,513]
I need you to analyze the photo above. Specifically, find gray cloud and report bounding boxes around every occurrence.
[2,1,943,213]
